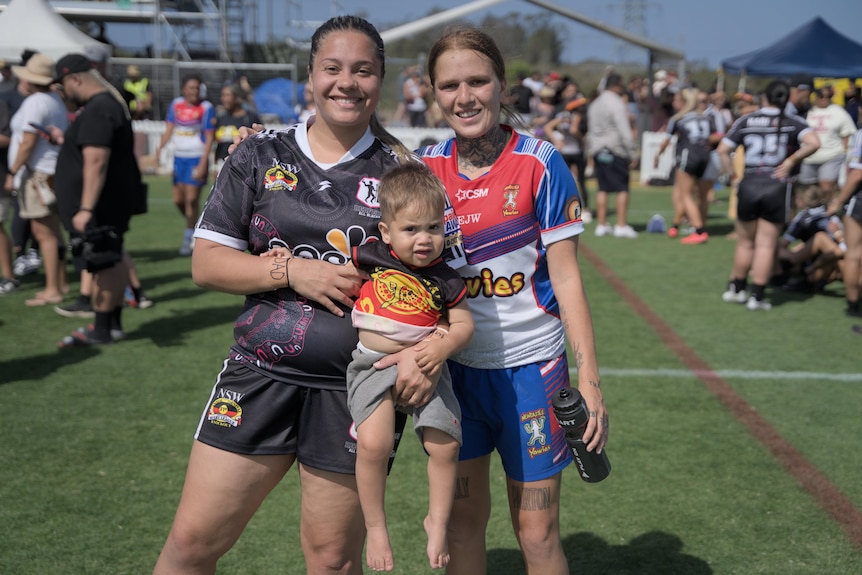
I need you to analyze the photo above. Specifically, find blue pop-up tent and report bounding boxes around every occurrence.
[721,17,862,78]
[253,78,304,124]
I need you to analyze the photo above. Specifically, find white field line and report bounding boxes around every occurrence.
[571,367,862,382]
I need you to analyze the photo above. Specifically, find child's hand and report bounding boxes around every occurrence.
[413,328,449,378]
[260,246,291,258]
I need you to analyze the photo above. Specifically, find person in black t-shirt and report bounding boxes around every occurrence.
[212,82,260,175]
[52,53,142,346]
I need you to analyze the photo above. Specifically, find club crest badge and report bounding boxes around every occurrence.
[502,184,520,217]
[207,398,242,428]
[263,159,299,192]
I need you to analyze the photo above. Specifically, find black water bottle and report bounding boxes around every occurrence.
[552,386,611,483]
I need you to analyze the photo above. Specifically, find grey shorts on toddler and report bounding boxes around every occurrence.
[346,345,462,445]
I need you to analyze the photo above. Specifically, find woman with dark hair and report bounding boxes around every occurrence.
[717,80,820,310]
[153,16,424,574]
[212,82,260,176]
[155,74,216,256]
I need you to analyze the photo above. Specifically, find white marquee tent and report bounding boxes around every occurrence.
[0,0,108,63]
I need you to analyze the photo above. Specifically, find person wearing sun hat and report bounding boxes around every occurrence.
[6,53,69,306]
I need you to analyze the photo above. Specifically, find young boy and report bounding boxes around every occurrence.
[347,162,474,571]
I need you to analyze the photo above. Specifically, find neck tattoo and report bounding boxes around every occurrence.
[456,125,508,174]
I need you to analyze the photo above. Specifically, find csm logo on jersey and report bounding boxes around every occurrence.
[456,187,489,201]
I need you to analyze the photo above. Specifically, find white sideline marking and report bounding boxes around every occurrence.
[571,367,862,382]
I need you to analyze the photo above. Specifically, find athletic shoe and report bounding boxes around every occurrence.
[746,296,772,311]
[13,248,41,277]
[594,224,612,237]
[613,224,639,239]
[852,325,862,336]
[54,299,95,319]
[58,325,114,348]
[722,285,747,303]
[846,307,862,318]
[0,277,19,294]
[136,294,154,309]
[581,210,593,224]
[71,323,126,342]
[124,286,155,309]
[178,242,192,256]
[667,226,679,239]
[680,231,709,245]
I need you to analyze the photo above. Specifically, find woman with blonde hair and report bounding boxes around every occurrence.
[654,88,720,243]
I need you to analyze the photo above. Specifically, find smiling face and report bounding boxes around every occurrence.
[182,77,201,105]
[306,29,382,135]
[431,48,505,140]
[379,203,445,268]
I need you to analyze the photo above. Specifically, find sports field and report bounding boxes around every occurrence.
[1,175,859,574]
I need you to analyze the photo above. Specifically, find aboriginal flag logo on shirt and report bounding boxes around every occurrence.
[359,269,441,325]
[263,159,299,192]
[207,398,242,428]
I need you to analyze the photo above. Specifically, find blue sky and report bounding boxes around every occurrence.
[255,0,861,68]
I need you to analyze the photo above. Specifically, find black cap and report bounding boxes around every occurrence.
[53,53,92,82]
[20,49,37,66]
[789,74,813,90]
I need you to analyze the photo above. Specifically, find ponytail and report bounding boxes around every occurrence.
[86,69,131,120]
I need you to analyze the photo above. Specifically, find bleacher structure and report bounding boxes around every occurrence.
[15,0,255,62]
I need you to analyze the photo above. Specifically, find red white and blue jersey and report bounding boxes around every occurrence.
[165,97,216,158]
[419,125,584,369]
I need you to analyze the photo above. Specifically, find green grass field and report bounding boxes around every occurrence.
[1,175,860,574]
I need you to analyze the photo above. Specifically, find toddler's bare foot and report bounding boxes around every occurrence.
[365,525,394,571]
[424,515,450,569]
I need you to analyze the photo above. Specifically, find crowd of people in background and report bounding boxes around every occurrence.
[499,63,861,319]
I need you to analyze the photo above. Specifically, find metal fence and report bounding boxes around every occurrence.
[107,57,298,121]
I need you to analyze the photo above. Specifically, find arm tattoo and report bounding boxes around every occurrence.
[269,257,288,286]
[571,344,584,371]
[509,485,552,511]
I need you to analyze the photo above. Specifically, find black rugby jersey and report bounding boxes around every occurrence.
[196,123,401,389]
[666,112,715,150]
[783,206,838,243]
[722,109,811,177]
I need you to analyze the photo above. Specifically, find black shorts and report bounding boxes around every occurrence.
[676,146,710,178]
[736,176,793,224]
[194,357,407,474]
[593,149,630,193]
